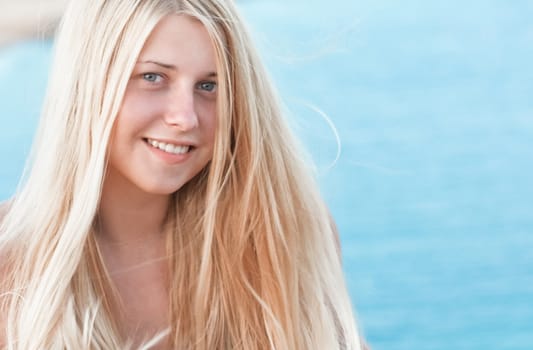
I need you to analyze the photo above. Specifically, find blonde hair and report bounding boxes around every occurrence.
[0,0,364,349]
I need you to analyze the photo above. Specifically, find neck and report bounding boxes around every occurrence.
[97,173,171,245]
[96,172,172,347]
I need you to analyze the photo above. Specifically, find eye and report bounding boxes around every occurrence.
[197,81,217,92]
[142,73,163,83]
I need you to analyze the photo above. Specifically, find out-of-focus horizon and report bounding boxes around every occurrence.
[1,1,532,350]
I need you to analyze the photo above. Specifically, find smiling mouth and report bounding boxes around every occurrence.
[144,138,193,155]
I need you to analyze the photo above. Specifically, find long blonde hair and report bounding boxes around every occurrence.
[0,0,364,349]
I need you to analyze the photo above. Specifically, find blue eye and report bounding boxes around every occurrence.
[142,73,162,83]
[198,81,217,92]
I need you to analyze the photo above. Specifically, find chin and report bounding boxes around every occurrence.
[137,166,209,197]
[142,183,187,196]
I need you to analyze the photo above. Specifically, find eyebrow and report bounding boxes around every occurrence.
[137,60,217,77]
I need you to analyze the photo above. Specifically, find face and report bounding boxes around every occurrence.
[106,15,218,197]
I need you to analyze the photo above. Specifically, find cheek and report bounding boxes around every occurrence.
[115,92,163,134]
[198,102,218,140]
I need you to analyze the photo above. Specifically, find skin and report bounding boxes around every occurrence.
[96,14,218,347]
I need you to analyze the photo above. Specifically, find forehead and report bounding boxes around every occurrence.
[137,14,217,70]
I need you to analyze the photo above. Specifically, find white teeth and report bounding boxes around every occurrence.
[147,139,190,155]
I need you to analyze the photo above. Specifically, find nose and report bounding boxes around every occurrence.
[163,88,199,131]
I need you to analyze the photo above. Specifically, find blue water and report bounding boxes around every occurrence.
[1,1,532,349]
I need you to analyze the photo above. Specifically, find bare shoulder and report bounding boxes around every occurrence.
[0,201,11,234]
[0,198,14,224]
[0,200,12,225]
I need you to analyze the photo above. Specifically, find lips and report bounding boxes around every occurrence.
[145,138,192,155]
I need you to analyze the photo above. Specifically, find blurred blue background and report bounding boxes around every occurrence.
[1,0,532,349]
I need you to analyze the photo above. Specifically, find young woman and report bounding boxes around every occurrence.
[0,0,366,348]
